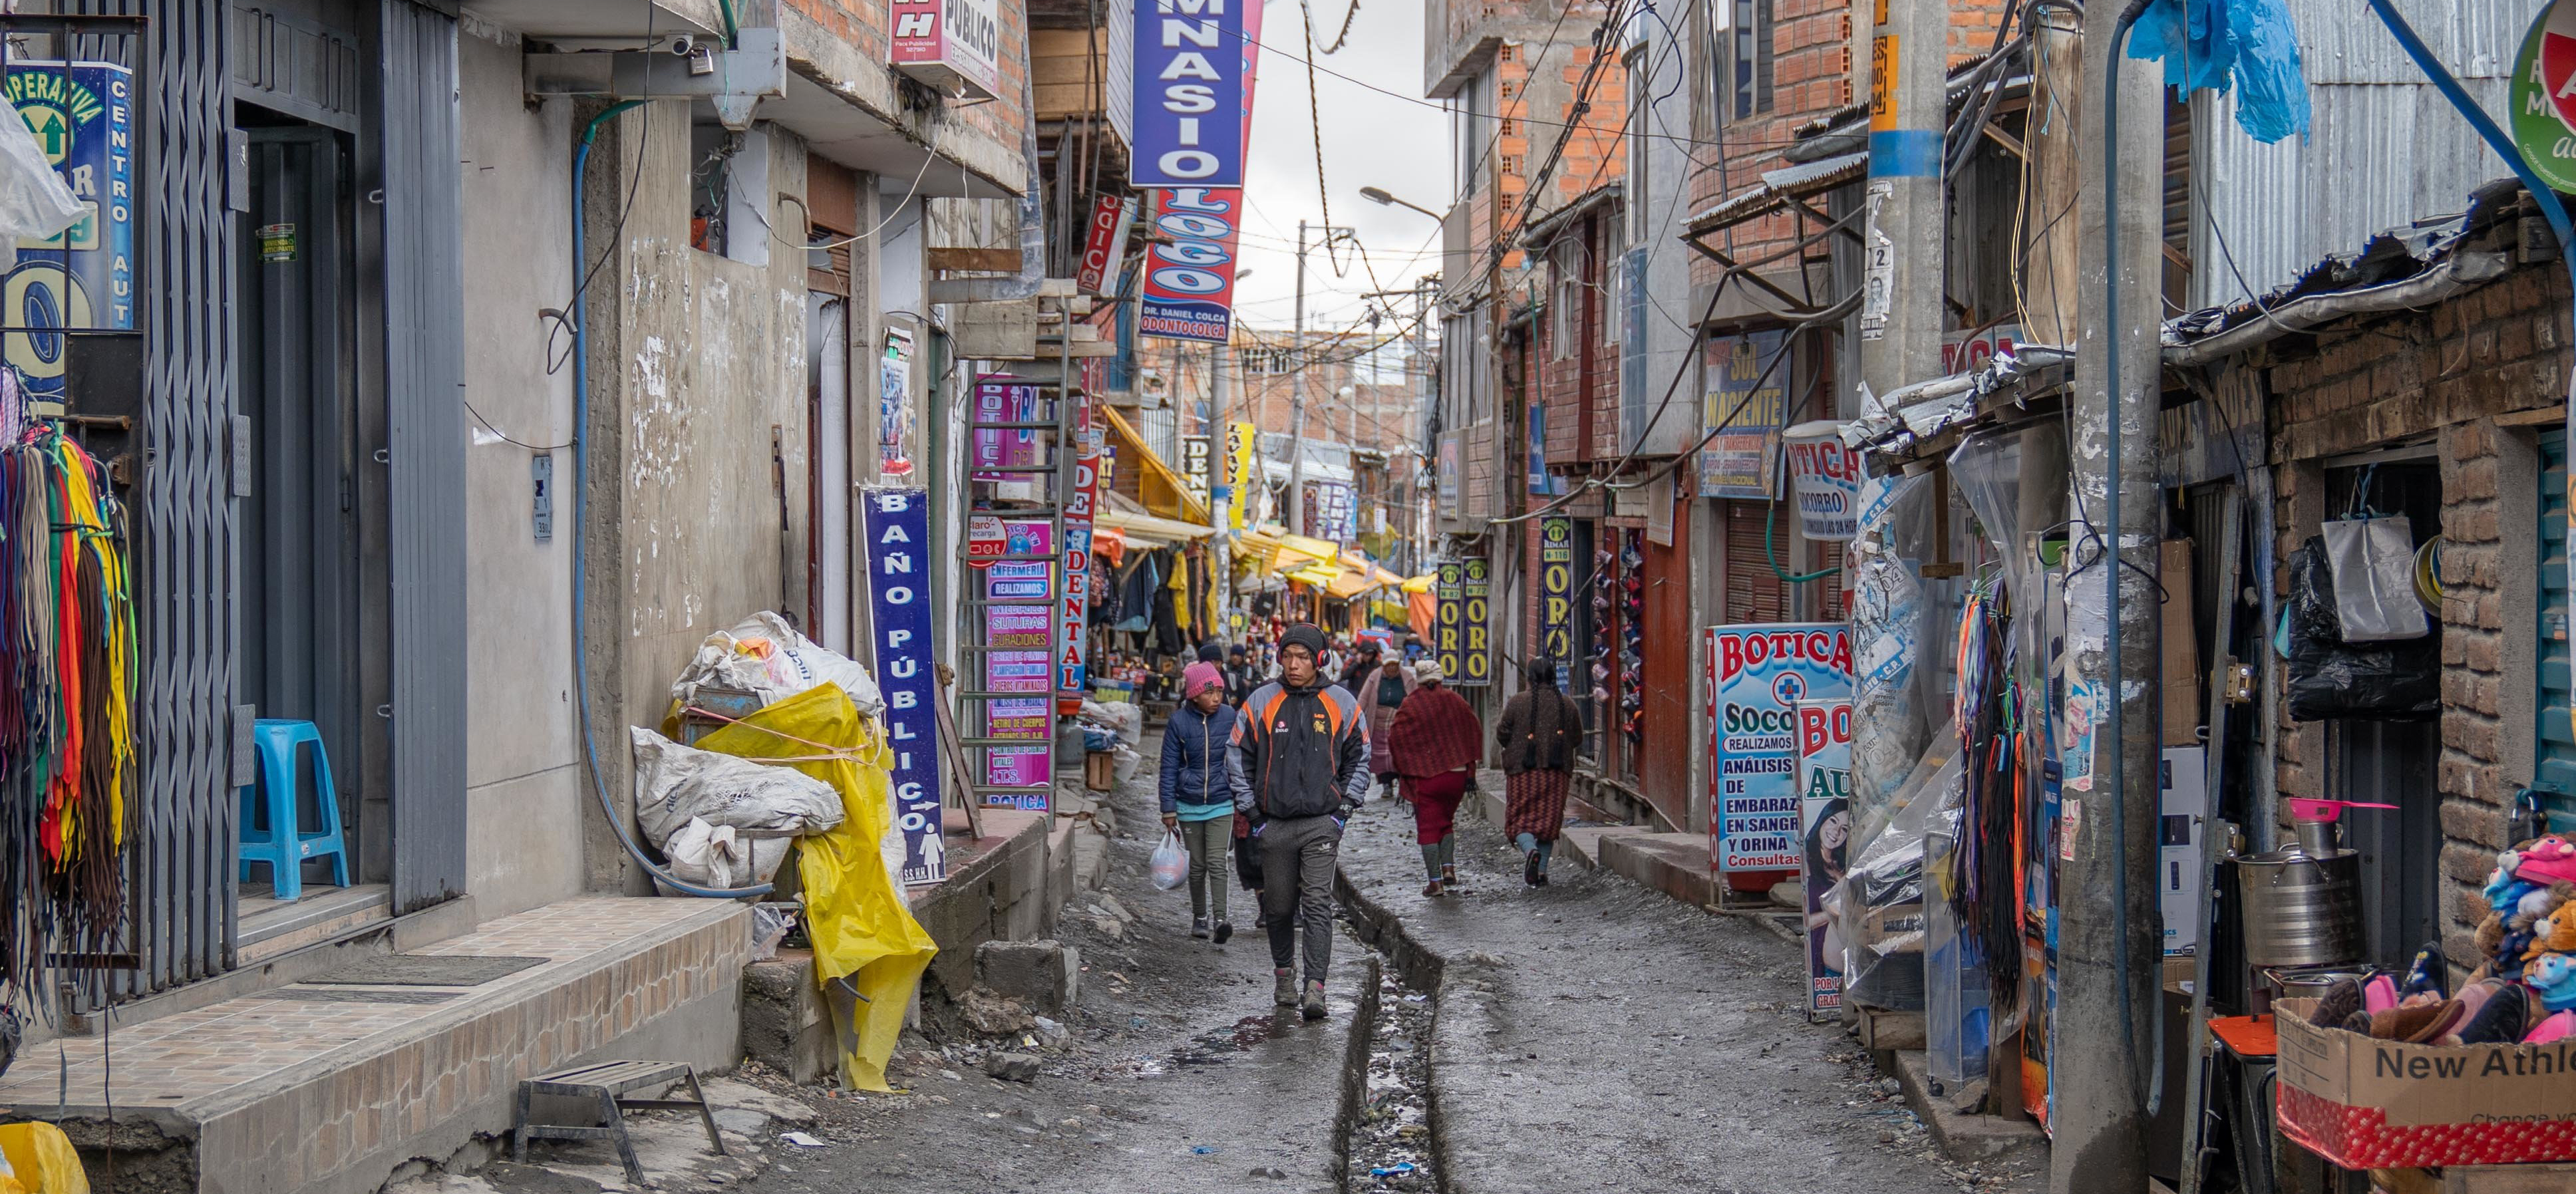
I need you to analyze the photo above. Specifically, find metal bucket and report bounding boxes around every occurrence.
[2235,848,2362,968]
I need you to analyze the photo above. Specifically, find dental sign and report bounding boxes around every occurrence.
[889,0,1003,102]
[1130,0,1247,186]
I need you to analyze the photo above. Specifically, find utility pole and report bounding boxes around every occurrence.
[1850,0,1948,837]
[1289,219,1309,536]
[2054,1,2162,1191]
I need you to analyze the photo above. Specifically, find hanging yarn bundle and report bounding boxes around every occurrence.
[0,423,136,1008]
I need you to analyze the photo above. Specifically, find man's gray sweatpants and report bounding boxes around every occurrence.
[1257,814,1343,983]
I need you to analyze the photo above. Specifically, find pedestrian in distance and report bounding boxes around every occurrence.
[1161,662,1239,943]
[1355,655,1416,803]
[1495,659,1585,886]
[1229,622,1369,1020]
[1339,641,1382,692]
[1388,661,1483,897]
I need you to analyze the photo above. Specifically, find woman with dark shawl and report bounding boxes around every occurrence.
[1494,659,1584,886]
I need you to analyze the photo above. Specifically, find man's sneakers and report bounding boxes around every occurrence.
[1275,969,1299,1007]
[1302,980,1327,1020]
[1192,917,1211,939]
[1213,919,1233,945]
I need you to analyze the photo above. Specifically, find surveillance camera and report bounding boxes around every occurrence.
[667,34,695,57]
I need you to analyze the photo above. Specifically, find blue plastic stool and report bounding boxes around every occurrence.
[237,718,351,901]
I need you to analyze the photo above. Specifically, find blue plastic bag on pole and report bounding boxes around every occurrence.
[2126,0,2312,144]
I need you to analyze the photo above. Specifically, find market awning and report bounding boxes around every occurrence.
[1097,506,1215,547]
[1400,572,1436,593]
[1285,561,1342,588]
[1099,406,1213,525]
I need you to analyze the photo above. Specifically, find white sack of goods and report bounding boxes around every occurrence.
[630,728,846,893]
[672,611,886,716]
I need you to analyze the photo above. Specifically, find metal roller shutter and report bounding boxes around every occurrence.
[2537,432,2575,831]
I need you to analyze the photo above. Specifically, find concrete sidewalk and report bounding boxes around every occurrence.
[1336,792,2039,1194]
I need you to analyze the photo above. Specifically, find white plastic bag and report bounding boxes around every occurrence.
[673,611,886,716]
[630,727,846,848]
[2321,516,2426,642]
[1149,830,1189,891]
[0,97,84,243]
[1112,743,1143,785]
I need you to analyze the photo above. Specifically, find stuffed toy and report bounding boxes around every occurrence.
[2525,1008,2576,1044]
[2515,836,2576,886]
[2514,881,2571,929]
[2499,929,2540,978]
[2525,901,2576,963]
[2487,867,2537,915]
[2526,953,2576,1012]
[2478,911,2506,959]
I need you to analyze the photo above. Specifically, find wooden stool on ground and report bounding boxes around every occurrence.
[511,1060,725,1183]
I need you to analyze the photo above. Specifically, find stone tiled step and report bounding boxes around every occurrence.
[2,897,750,1194]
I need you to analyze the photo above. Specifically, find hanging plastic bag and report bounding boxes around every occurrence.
[1149,829,1190,891]
[2321,516,2426,641]
[0,98,84,245]
[2285,536,2438,722]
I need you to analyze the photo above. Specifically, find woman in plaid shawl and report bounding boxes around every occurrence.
[1388,661,1483,896]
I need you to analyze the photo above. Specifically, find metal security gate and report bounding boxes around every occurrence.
[43,1,238,997]
[377,0,467,913]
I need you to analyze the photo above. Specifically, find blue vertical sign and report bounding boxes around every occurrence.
[863,488,947,885]
[3,61,135,398]
[1129,0,1247,186]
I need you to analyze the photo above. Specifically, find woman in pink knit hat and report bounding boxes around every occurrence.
[1159,661,1241,939]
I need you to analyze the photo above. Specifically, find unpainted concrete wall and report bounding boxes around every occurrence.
[457,20,586,920]
[579,99,820,891]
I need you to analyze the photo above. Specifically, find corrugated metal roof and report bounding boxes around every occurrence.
[2187,4,2517,313]
[1684,152,1867,235]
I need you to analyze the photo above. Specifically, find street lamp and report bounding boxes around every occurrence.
[1359,186,1443,222]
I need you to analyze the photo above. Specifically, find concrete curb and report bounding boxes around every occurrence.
[1884,1049,2049,1164]
[1329,950,1386,1188]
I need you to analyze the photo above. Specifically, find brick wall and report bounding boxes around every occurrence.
[2263,258,2572,968]
[1533,209,1624,470]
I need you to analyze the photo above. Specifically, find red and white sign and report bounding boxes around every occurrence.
[889,0,1001,102]
[967,514,1007,568]
[1076,196,1136,295]
[1940,324,2020,375]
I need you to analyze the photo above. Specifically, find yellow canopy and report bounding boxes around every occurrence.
[1099,405,1213,525]
[1400,572,1436,593]
[1286,561,1342,587]
[1098,506,1215,546]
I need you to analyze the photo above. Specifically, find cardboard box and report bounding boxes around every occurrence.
[2274,997,2576,1167]
[2160,747,2209,955]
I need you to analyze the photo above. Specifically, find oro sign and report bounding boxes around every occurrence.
[2513,1,2576,194]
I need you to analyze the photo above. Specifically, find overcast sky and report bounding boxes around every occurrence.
[1229,0,1448,333]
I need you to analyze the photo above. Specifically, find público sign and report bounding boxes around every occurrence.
[1129,0,1247,186]
[2513,1,2576,194]
[1708,623,1853,873]
[889,0,1003,101]
[3,61,134,400]
[861,488,948,885]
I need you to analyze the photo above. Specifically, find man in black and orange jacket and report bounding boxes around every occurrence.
[1227,622,1369,1019]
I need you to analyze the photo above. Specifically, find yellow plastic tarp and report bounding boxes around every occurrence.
[0,1122,86,1194]
[684,684,937,1092]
